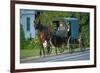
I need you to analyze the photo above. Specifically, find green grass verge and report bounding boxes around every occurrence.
[20,47,89,59]
[20,48,40,59]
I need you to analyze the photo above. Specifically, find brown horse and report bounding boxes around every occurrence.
[35,23,52,56]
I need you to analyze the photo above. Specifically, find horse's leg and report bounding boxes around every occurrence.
[47,46,52,54]
[40,45,43,57]
[60,43,64,53]
[49,38,55,54]
[55,47,58,55]
[47,41,52,55]
[41,45,46,57]
[40,44,45,57]
[47,45,49,55]
[42,40,47,56]
[43,47,46,57]
[40,48,42,57]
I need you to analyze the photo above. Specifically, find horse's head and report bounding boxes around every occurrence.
[34,23,43,31]
[34,24,39,29]
[34,19,42,30]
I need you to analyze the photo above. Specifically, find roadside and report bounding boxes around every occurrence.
[20,48,89,63]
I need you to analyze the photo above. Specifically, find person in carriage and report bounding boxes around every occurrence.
[56,21,67,39]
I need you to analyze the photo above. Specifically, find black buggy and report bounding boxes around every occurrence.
[52,18,85,53]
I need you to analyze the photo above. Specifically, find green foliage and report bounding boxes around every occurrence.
[25,37,41,50]
[20,24,25,49]
[20,24,41,49]
[37,11,72,27]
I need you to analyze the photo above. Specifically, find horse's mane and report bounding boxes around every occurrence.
[37,24,49,31]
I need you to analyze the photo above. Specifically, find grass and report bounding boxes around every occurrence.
[20,47,84,59]
[20,48,40,59]
[20,47,66,59]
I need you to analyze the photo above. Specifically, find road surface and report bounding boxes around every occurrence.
[21,49,90,63]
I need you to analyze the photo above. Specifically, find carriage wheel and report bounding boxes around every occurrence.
[67,36,73,53]
[79,33,86,51]
[68,36,78,53]
[59,45,65,53]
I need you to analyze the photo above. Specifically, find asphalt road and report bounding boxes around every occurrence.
[21,49,90,63]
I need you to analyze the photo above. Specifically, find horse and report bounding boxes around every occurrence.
[50,34,66,54]
[34,20,73,56]
[34,23,52,56]
[50,23,71,54]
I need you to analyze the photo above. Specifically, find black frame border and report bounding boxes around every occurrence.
[10,1,96,73]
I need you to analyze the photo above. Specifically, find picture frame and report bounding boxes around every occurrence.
[11,0,96,72]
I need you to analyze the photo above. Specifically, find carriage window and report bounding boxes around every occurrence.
[26,17,30,31]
